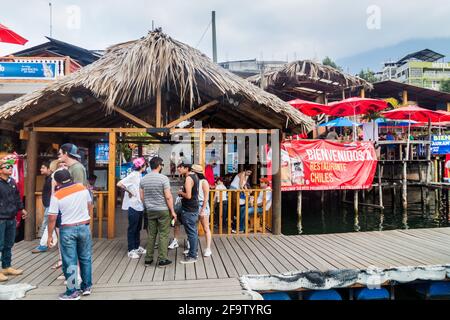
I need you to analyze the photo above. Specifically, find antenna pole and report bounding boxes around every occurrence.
[49,2,53,37]
[212,11,217,63]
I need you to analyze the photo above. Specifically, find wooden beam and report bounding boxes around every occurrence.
[156,88,162,128]
[25,131,38,240]
[272,130,282,235]
[360,88,365,98]
[0,120,15,131]
[402,90,408,105]
[114,106,153,128]
[24,101,73,126]
[165,100,219,129]
[107,131,116,239]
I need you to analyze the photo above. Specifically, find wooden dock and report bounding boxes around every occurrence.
[8,227,450,300]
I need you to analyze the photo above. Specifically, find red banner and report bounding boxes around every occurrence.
[280,140,377,191]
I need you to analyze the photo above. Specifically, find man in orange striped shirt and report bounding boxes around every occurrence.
[47,169,92,300]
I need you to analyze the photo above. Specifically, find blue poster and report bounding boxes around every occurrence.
[0,62,57,79]
[116,162,133,179]
[430,135,450,154]
[95,143,109,164]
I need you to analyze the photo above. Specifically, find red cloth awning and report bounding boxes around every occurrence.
[382,105,450,123]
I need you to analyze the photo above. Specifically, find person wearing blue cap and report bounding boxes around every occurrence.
[58,143,87,187]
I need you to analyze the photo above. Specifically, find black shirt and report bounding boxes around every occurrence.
[42,175,52,208]
[0,176,24,220]
[181,173,199,212]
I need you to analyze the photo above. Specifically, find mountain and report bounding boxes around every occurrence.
[336,37,450,75]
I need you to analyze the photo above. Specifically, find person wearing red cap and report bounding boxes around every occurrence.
[117,157,148,259]
[0,156,27,282]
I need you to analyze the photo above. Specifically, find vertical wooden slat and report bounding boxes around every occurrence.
[236,191,240,234]
[253,190,258,234]
[98,193,104,238]
[25,130,38,241]
[244,191,249,235]
[272,130,282,235]
[227,191,232,235]
[199,129,206,168]
[107,131,116,239]
[156,88,162,128]
[262,190,267,234]
[219,191,223,235]
[210,191,214,235]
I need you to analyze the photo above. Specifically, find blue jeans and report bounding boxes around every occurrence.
[181,209,199,259]
[127,207,143,252]
[239,206,263,232]
[0,219,16,269]
[60,224,93,294]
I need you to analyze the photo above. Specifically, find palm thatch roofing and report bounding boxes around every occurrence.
[0,31,314,133]
[247,60,373,101]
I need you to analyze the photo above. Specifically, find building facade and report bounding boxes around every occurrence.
[378,49,450,91]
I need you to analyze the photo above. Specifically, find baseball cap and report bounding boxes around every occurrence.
[61,143,81,159]
[132,157,146,169]
[54,169,73,184]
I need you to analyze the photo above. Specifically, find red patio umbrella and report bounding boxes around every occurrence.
[0,23,28,45]
[327,97,388,117]
[288,99,329,116]
[382,106,450,160]
[381,105,450,123]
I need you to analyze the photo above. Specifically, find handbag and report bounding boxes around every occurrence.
[174,196,183,214]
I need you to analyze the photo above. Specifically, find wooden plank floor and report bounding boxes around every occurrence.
[8,227,450,300]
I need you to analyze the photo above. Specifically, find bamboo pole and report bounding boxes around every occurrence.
[107,131,116,239]
[378,163,384,209]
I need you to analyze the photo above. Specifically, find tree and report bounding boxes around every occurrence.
[322,56,343,71]
[440,79,450,93]
[358,68,378,83]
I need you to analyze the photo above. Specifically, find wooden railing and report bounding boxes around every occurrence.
[206,188,272,235]
[35,190,109,238]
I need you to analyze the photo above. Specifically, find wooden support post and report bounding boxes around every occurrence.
[354,190,358,215]
[297,191,302,234]
[156,88,162,128]
[272,130,282,235]
[25,131,38,241]
[402,160,408,212]
[199,129,206,168]
[252,164,258,186]
[425,121,432,212]
[402,90,408,105]
[107,131,116,239]
[98,193,104,238]
[378,164,384,209]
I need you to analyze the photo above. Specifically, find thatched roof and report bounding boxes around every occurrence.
[247,60,373,100]
[0,31,314,132]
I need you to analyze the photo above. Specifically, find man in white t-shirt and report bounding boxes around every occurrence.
[117,157,147,259]
[47,169,92,300]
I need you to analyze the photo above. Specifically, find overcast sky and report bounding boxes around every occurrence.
[2,0,450,64]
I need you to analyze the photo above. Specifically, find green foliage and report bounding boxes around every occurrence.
[440,79,450,93]
[358,68,378,83]
[322,56,343,71]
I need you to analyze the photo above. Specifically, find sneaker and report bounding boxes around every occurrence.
[57,274,65,280]
[158,259,172,267]
[81,286,92,296]
[183,249,189,255]
[58,291,81,300]
[136,246,147,255]
[203,248,212,257]
[168,238,179,249]
[31,245,48,253]
[180,257,197,264]
[144,259,153,267]
[127,250,140,259]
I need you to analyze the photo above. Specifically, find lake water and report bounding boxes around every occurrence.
[282,187,450,235]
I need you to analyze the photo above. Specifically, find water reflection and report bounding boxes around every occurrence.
[282,188,448,235]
